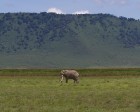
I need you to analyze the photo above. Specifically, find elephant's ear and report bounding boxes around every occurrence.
[61,70,65,74]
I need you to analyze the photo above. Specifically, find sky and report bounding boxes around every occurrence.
[0,0,140,19]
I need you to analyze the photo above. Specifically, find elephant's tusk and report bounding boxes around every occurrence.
[60,75,64,82]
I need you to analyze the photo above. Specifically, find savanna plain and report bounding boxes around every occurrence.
[0,68,140,112]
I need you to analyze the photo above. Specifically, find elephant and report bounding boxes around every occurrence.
[60,70,79,83]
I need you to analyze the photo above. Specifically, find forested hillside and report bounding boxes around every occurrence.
[0,13,140,68]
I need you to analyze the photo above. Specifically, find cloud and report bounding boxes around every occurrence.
[47,8,63,14]
[73,10,89,14]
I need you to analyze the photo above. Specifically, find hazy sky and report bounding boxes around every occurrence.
[0,0,140,19]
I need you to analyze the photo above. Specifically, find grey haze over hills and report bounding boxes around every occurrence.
[0,13,140,68]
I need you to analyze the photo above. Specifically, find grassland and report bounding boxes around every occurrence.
[0,68,140,112]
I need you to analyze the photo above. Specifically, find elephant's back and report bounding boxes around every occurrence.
[65,70,79,76]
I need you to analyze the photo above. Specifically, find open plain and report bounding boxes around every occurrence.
[0,69,140,112]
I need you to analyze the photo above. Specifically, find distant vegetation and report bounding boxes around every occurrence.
[0,13,140,68]
[0,68,140,76]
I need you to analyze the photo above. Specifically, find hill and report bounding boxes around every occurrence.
[0,12,140,68]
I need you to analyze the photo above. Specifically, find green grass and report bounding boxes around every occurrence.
[0,70,140,112]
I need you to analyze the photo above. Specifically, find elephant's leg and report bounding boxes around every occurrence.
[74,79,77,83]
[76,77,79,83]
[76,80,79,83]
[66,78,68,83]
[73,77,79,83]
